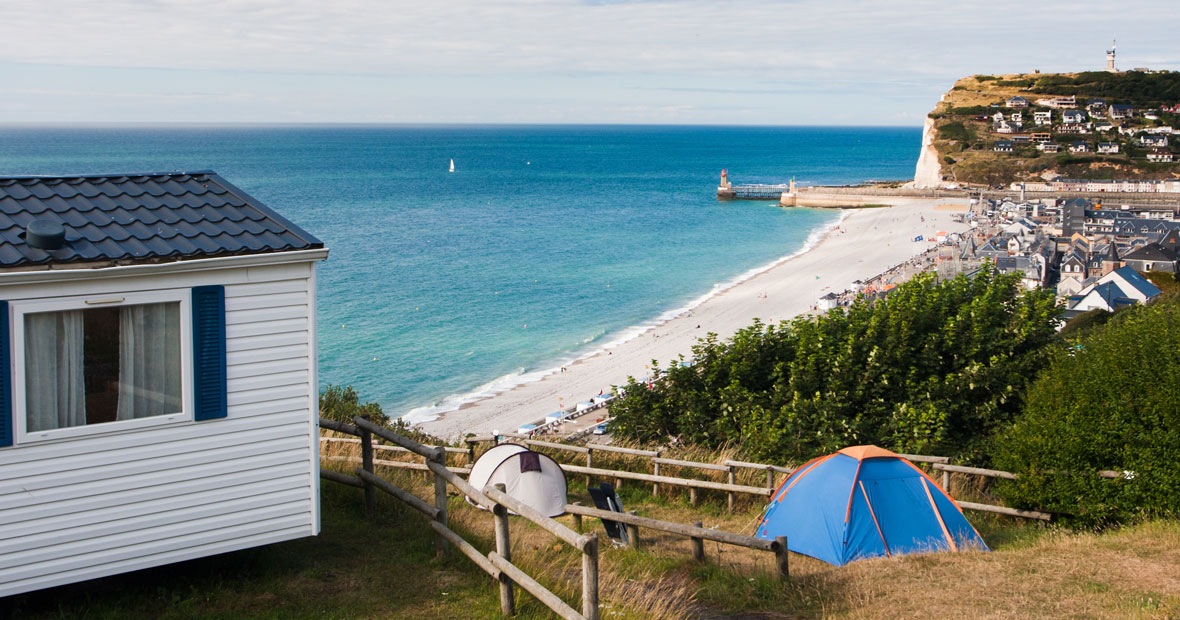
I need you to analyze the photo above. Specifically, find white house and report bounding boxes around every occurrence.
[1033,111,1052,126]
[0,171,328,597]
[1070,266,1162,312]
[1147,148,1174,163]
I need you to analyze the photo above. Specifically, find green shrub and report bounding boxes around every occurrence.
[993,298,1180,526]
[319,384,389,426]
[937,121,969,142]
[611,268,1060,463]
[1057,308,1112,339]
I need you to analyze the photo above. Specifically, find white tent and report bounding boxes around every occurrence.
[466,443,568,517]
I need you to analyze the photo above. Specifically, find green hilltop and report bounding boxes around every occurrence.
[926,70,1180,186]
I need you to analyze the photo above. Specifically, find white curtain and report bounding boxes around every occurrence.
[117,303,182,420]
[25,311,86,432]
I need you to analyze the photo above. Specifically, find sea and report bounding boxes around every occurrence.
[0,124,919,421]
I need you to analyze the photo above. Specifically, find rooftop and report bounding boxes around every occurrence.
[0,171,322,269]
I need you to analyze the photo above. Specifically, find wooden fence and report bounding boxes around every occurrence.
[319,418,792,619]
[321,417,599,620]
[462,436,1071,522]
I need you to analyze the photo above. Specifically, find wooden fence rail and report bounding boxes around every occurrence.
[563,504,787,579]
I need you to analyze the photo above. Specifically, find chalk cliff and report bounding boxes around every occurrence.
[911,115,942,188]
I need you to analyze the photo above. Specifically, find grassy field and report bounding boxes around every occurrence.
[5,452,1180,619]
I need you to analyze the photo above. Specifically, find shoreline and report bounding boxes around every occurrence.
[414,197,971,441]
[401,209,848,426]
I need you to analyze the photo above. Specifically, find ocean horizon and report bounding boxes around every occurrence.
[0,124,920,419]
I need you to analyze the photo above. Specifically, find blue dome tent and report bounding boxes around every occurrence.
[756,446,988,566]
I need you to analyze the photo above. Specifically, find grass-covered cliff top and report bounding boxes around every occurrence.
[927,71,1180,186]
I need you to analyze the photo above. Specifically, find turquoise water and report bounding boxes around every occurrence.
[0,125,919,418]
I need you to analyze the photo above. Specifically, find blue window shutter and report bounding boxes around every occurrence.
[192,286,227,421]
[0,301,10,446]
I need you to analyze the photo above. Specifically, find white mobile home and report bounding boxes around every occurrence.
[0,171,328,597]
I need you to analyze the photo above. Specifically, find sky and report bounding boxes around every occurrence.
[2,0,1179,126]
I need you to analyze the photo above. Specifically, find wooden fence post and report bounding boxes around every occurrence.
[467,440,476,465]
[652,460,661,498]
[626,510,640,549]
[582,533,599,620]
[727,466,736,514]
[585,448,593,489]
[691,521,704,562]
[766,468,774,491]
[492,483,515,616]
[572,501,584,533]
[689,487,698,508]
[942,470,950,492]
[431,447,449,556]
[775,536,789,581]
[358,414,376,517]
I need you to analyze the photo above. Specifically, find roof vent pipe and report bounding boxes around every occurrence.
[26,219,66,250]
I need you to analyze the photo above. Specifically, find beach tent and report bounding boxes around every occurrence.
[466,443,568,517]
[756,446,988,566]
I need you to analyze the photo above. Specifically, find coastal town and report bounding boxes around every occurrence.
[843,194,1173,320]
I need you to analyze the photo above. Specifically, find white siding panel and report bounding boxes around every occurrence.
[224,279,308,298]
[225,291,308,311]
[226,369,309,394]
[0,409,307,467]
[0,510,312,584]
[1,435,308,495]
[230,396,309,418]
[0,459,308,526]
[0,526,312,598]
[228,357,306,380]
[227,384,312,408]
[0,260,319,597]
[226,317,307,339]
[0,419,307,484]
[226,304,308,325]
[228,344,308,367]
[2,484,310,557]
[226,331,308,353]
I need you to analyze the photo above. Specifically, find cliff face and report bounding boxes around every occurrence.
[912,116,942,188]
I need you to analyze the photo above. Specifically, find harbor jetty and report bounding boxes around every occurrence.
[716,169,793,200]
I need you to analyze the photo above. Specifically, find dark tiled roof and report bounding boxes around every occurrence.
[0,171,322,268]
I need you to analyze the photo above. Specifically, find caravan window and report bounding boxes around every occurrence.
[12,289,192,442]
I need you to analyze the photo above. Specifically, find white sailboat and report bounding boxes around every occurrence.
[449,159,455,173]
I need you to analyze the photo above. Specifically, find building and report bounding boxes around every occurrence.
[1110,104,1134,119]
[1098,142,1120,154]
[994,140,1014,153]
[0,172,328,597]
[1070,141,1090,153]
[1006,96,1029,108]
[1033,111,1052,126]
[1140,134,1169,147]
[1147,148,1174,163]
[1122,242,1178,273]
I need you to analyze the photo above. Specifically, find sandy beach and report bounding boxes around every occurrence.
[415,197,971,441]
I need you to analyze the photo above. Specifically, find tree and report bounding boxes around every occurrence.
[993,298,1180,526]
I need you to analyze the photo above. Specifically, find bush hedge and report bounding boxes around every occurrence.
[610,268,1060,463]
[993,298,1180,526]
